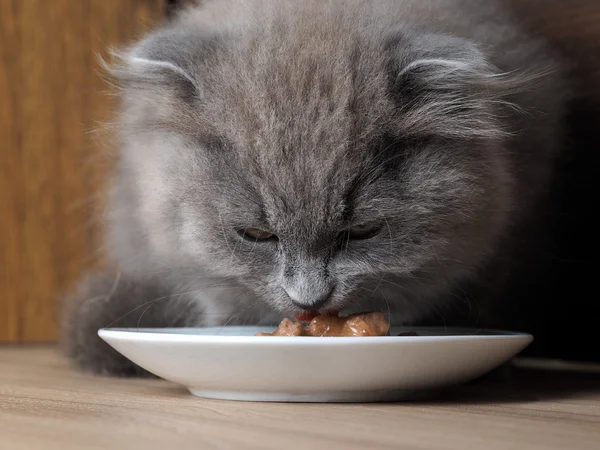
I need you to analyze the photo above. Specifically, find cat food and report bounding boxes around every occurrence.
[255,318,306,336]
[256,312,390,337]
[307,312,390,337]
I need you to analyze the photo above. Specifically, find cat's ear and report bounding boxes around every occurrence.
[387,33,533,140]
[104,28,220,101]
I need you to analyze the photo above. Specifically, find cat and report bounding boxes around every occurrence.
[63,0,570,376]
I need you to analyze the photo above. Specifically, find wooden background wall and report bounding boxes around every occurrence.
[0,0,166,342]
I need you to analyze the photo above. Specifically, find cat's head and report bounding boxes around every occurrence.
[109,3,523,319]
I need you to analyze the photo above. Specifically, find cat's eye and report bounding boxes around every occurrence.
[238,228,277,242]
[346,223,382,240]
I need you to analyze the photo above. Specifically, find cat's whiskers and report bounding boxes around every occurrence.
[378,285,393,324]
[383,277,450,329]
[220,299,263,330]
[218,211,236,256]
[102,279,238,329]
[133,281,246,329]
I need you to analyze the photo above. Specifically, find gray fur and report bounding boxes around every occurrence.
[63,0,568,375]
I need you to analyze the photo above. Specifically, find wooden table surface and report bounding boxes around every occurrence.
[1,347,599,450]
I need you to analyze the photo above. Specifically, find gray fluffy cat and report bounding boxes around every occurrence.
[64,0,570,375]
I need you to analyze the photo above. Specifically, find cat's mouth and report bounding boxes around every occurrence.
[294,311,319,322]
[293,309,339,322]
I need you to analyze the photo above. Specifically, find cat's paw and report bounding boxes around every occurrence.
[62,270,235,376]
[62,272,158,377]
[67,332,154,378]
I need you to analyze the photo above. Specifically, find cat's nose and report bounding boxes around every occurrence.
[285,285,334,311]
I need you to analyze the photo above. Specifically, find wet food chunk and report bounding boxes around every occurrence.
[256,312,390,337]
[255,318,306,336]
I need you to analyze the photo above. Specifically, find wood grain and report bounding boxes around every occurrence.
[0,0,165,342]
[0,347,599,450]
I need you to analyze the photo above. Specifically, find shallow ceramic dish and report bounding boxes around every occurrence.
[98,326,532,403]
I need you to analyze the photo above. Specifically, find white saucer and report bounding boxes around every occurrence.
[98,326,532,403]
